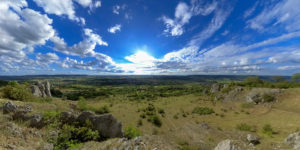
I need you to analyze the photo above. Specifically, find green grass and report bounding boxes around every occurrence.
[192,107,214,115]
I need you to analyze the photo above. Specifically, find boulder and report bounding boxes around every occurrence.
[211,83,221,94]
[31,85,43,97]
[246,88,279,104]
[90,114,123,138]
[77,111,123,138]
[31,81,52,97]
[44,81,52,97]
[30,114,43,128]
[77,111,95,124]
[284,132,300,149]
[247,134,260,145]
[43,143,54,150]
[214,140,241,150]
[3,101,18,114]
[60,112,77,124]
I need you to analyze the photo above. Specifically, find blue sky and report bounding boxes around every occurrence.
[0,0,300,75]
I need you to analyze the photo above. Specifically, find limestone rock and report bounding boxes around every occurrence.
[90,114,123,138]
[284,132,300,149]
[31,81,52,97]
[247,134,260,145]
[30,114,43,128]
[3,101,18,114]
[45,81,52,97]
[214,140,241,150]
[211,83,221,94]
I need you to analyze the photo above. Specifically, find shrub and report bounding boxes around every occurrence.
[124,126,141,139]
[51,88,63,98]
[263,93,275,102]
[2,81,32,101]
[262,124,274,136]
[77,96,88,111]
[137,119,143,126]
[54,123,99,150]
[192,107,214,115]
[158,108,165,114]
[94,105,110,114]
[236,123,256,132]
[173,113,179,119]
[151,115,162,127]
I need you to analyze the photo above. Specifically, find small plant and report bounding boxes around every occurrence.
[140,113,146,118]
[262,124,274,136]
[173,113,179,119]
[137,119,143,126]
[95,105,110,114]
[236,123,256,132]
[158,108,165,114]
[151,115,162,127]
[124,126,141,139]
[192,107,214,115]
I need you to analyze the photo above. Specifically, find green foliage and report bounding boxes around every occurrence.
[94,105,110,114]
[151,115,162,127]
[192,107,214,115]
[50,88,63,98]
[0,80,8,87]
[272,76,285,82]
[263,93,275,102]
[43,111,61,128]
[124,126,141,139]
[158,108,165,114]
[54,123,99,150]
[137,119,143,126]
[2,81,32,101]
[262,124,274,136]
[292,73,300,81]
[236,123,256,132]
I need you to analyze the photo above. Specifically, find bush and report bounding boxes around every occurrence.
[94,105,110,114]
[236,123,256,132]
[2,81,32,101]
[158,108,165,114]
[51,88,63,98]
[262,124,274,136]
[77,96,88,111]
[263,94,275,102]
[192,107,214,115]
[54,122,99,150]
[151,115,162,127]
[124,126,141,139]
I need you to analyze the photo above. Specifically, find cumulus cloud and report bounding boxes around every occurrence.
[160,0,218,36]
[32,0,101,24]
[51,28,108,57]
[36,53,59,67]
[247,0,300,32]
[108,24,121,34]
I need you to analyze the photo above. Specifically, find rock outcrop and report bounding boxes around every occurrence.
[211,83,221,94]
[31,81,52,97]
[3,101,18,114]
[77,111,123,138]
[247,134,260,145]
[284,132,300,149]
[246,88,280,104]
[214,140,241,150]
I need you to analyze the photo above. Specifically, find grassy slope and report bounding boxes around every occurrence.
[1,88,300,149]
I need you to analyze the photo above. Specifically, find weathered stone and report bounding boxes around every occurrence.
[31,81,52,97]
[43,143,54,150]
[60,112,77,124]
[214,140,241,150]
[284,132,300,149]
[44,81,52,97]
[77,111,94,124]
[90,114,123,138]
[211,83,221,94]
[30,114,43,128]
[3,101,18,114]
[247,134,260,145]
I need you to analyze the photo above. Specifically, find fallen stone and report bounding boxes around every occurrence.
[247,134,260,145]
[214,139,241,150]
[284,132,300,150]
[30,114,43,128]
[3,102,18,114]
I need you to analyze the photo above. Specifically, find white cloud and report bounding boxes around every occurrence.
[278,65,300,70]
[51,28,108,57]
[160,0,218,36]
[108,24,121,34]
[247,0,300,32]
[36,53,59,66]
[112,4,126,15]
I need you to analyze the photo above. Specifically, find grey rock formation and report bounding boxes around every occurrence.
[60,111,77,124]
[284,132,300,149]
[246,88,279,104]
[3,101,18,114]
[247,134,260,145]
[30,114,43,128]
[43,143,54,150]
[77,111,123,138]
[214,140,241,150]
[211,83,221,94]
[31,81,52,97]
[90,114,123,138]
